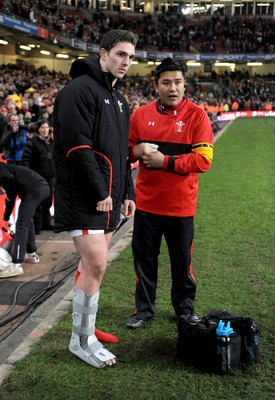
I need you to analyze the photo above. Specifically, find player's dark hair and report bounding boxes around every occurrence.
[100,30,138,53]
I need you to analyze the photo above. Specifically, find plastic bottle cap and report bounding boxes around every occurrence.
[216,320,235,335]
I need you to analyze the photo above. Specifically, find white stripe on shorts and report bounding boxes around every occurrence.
[69,229,104,238]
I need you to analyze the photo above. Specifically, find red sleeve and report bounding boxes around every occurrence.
[165,109,214,174]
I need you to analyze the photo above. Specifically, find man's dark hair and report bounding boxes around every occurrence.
[154,58,186,83]
[100,30,138,53]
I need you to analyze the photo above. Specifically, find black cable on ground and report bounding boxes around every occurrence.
[0,254,79,342]
[0,212,129,342]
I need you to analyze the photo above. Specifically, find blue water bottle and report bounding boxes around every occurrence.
[216,320,235,374]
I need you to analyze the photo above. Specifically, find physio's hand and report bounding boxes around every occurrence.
[123,199,136,218]
[144,143,159,153]
[96,195,113,212]
[142,150,164,168]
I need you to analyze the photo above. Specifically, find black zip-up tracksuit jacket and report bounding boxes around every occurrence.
[53,57,135,232]
[21,135,55,180]
[0,162,49,220]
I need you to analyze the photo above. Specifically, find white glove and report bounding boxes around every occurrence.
[144,142,159,153]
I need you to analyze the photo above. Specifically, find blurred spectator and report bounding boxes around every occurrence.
[29,8,37,23]
[22,118,55,233]
[23,111,33,126]
[0,106,8,117]
[0,106,8,150]
[38,102,54,126]
[7,102,17,115]
[0,114,30,164]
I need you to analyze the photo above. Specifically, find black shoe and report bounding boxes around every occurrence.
[180,312,200,323]
[126,314,145,329]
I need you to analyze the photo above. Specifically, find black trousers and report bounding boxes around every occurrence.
[33,177,55,230]
[11,182,50,263]
[132,209,196,320]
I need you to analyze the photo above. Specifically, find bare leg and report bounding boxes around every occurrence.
[71,232,116,367]
[76,231,113,275]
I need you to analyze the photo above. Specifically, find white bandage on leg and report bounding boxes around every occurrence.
[69,289,116,368]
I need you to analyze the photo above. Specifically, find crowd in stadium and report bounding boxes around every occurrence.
[1,0,275,53]
[0,62,274,135]
[0,1,274,129]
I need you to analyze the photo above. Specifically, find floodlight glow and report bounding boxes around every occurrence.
[19,45,31,51]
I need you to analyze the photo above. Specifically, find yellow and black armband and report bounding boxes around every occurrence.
[192,142,213,163]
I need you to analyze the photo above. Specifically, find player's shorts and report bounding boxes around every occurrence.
[69,229,104,238]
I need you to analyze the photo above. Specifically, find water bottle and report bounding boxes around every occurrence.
[216,320,235,374]
[244,321,260,363]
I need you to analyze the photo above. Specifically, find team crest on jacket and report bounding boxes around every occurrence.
[117,100,124,113]
[176,121,185,132]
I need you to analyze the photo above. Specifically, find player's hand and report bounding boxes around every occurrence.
[96,195,113,212]
[123,199,136,218]
[133,142,159,158]
[133,143,146,158]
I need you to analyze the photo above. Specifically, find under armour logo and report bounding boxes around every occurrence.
[176,121,185,132]
[104,99,110,104]
[118,100,124,113]
[148,121,155,126]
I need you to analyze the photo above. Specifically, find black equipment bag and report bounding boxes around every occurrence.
[177,309,260,374]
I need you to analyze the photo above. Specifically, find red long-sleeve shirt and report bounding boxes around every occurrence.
[129,98,214,217]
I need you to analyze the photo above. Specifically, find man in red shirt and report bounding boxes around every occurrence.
[127,58,214,328]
